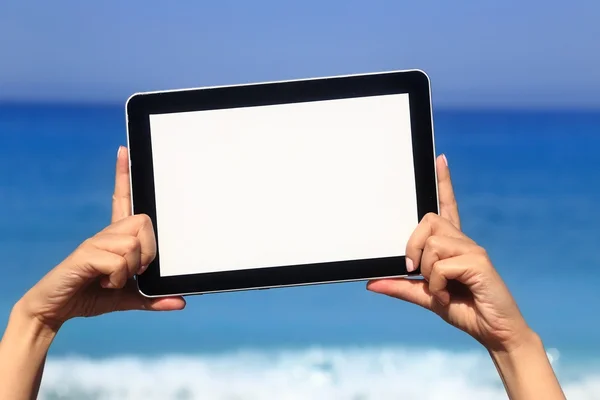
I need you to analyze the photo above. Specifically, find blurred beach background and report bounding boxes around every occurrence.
[1,1,599,399]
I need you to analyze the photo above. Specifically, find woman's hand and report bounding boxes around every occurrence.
[15,146,185,332]
[367,155,533,352]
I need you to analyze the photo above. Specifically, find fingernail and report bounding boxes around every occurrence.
[441,154,448,166]
[406,257,415,272]
[117,146,123,158]
[101,279,114,289]
[366,281,376,291]
[137,265,148,275]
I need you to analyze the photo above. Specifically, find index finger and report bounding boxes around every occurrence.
[111,146,132,223]
[436,154,460,230]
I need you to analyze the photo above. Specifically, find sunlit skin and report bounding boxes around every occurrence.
[0,148,565,400]
[0,147,185,400]
[18,146,185,333]
[368,154,565,399]
[367,155,530,352]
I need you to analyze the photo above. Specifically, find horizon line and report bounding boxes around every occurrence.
[0,99,599,113]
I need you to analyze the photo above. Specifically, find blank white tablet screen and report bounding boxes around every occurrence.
[149,93,418,277]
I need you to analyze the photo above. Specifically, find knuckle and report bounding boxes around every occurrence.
[423,212,437,223]
[431,260,443,274]
[147,247,157,260]
[72,245,91,262]
[123,236,141,252]
[473,251,491,268]
[480,252,492,264]
[115,255,129,273]
[472,245,489,257]
[80,237,95,250]
[425,235,441,250]
[134,213,152,227]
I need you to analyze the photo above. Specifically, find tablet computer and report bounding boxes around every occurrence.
[126,69,438,297]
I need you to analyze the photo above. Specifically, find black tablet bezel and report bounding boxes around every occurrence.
[126,70,438,297]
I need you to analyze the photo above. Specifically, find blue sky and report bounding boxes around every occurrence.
[0,0,598,108]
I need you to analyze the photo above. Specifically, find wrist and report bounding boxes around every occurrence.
[489,328,544,363]
[3,300,59,348]
[482,318,540,354]
[0,300,57,400]
[488,329,566,400]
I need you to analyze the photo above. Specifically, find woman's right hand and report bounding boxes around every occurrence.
[367,155,534,353]
[13,147,186,334]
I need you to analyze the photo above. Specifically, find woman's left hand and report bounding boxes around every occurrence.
[367,155,531,353]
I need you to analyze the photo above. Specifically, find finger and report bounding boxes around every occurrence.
[406,212,468,271]
[88,233,143,278]
[428,263,451,306]
[367,278,433,311]
[100,214,156,267]
[427,253,490,305]
[420,235,478,281]
[93,280,187,312]
[67,246,131,289]
[147,297,187,311]
[111,146,132,223]
[436,154,460,229]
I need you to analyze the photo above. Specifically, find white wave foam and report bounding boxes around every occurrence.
[39,346,598,400]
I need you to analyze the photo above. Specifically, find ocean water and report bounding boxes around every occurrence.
[0,104,599,399]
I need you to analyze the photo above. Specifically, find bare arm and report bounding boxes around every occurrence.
[490,330,565,400]
[0,147,185,400]
[0,301,56,400]
[368,154,565,400]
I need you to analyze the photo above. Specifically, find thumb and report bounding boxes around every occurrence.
[93,280,186,313]
[367,278,433,311]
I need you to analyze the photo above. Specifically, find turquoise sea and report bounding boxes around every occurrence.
[1,104,599,399]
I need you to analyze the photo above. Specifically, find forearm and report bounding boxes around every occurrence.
[490,330,565,400]
[0,301,56,400]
